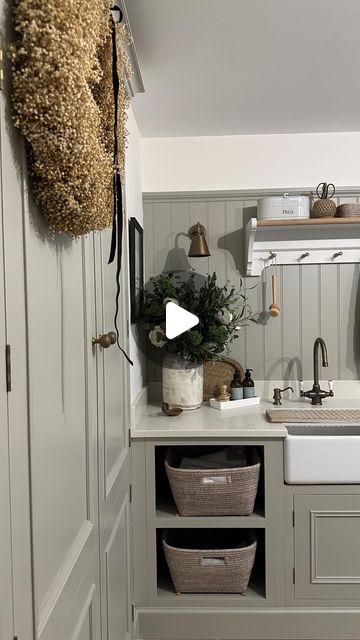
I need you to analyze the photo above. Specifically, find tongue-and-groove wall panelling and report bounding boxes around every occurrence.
[143,193,360,383]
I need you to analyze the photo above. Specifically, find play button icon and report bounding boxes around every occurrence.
[165,302,199,339]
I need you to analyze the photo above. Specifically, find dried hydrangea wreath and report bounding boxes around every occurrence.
[9,0,132,237]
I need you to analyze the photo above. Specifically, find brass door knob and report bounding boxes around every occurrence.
[92,331,117,348]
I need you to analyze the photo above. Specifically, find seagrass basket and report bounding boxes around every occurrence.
[163,529,257,594]
[165,447,261,516]
[336,203,360,218]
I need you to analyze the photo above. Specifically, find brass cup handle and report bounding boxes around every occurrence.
[92,331,117,348]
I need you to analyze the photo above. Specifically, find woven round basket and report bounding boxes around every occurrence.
[336,203,360,218]
[311,199,337,218]
[165,447,260,516]
[163,529,257,594]
[203,357,244,401]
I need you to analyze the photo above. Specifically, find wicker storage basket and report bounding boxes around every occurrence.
[165,447,260,516]
[163,529,257,594]
[336,203,360,218]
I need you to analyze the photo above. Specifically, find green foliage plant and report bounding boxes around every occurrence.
[140,272,255,364]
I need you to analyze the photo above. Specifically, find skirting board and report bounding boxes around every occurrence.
[138,608,360,640]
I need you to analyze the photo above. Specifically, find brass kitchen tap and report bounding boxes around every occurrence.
[300,337,334,406]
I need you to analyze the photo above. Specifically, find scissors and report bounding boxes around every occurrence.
[316,182,335,199]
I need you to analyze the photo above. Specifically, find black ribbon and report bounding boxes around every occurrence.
[108,11,133,366]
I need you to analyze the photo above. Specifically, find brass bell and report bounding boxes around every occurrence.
[188,222,211,258]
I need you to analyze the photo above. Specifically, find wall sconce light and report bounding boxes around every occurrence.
[188,222,211,257]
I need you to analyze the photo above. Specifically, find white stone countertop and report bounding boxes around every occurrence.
[131,381,360,440]
[132,400,287,439]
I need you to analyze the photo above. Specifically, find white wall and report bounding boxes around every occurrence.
[142,132,360,193]
[125,106,145,401]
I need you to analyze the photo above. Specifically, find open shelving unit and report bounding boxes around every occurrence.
[139,442,278,607]
[131,436,284,614]
[246,216,360,275]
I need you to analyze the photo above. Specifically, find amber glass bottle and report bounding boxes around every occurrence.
[243,369,255,399]
[230,369,243,400]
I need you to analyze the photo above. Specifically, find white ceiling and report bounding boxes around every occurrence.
[125,0,360,138]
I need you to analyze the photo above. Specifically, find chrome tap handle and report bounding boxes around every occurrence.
[328,379,334,392]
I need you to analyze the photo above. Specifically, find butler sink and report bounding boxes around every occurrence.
[284,423,360,484]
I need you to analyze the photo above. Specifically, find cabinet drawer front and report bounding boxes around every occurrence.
[294,494,360,599]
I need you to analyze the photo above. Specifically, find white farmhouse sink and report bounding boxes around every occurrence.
[284,423,360,484]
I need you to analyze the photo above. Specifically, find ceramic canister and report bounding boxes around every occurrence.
[162,354,203,410]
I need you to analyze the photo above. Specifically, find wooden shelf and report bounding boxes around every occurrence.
[157,573,266,602]
[246,216,360,275]
[257,217,360,227]
[156,499,265,528]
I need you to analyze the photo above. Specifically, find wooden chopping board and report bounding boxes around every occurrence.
[266,409,360,423]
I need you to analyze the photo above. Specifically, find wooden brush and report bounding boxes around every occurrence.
[269,273,280,317]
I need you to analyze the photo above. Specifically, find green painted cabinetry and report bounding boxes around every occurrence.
[132,437,360,639]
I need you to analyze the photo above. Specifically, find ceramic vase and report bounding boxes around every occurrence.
[162,354,203,410]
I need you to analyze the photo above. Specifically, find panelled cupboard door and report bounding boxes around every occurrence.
[0,3,34,635]
[22,206,101,640]
[294,494,360,600]
[0,94,14,640]
[94,230,132,640]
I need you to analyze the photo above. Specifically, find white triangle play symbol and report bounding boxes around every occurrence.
[165,302,199,339]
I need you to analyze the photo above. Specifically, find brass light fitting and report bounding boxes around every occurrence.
[188,221,211,257]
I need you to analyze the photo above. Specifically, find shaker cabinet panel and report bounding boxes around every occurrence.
[94,230,132,640]
[294,494,360,600]
[0,99,14,640]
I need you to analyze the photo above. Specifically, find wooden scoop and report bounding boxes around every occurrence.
[269,274,280,317]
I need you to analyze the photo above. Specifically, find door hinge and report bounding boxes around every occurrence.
[0,49,3,91]
[131,602,135,623]
[127,319,130,339]
[292,510,295,527]
[293,567,295,584]
[129,484,132,503]
[6,345,11,392]
[128,428,131,448]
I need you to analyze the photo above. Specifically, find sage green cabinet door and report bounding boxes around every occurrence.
[94,230,132,640]
[0,93,13,640]
[294,494,360,599]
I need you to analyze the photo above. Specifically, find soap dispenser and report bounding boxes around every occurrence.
[243,369,255,399]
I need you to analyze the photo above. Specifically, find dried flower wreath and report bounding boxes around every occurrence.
[9,0,131,238]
